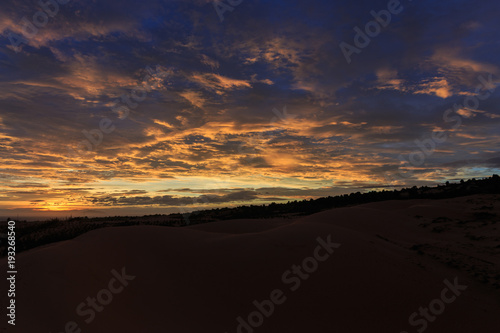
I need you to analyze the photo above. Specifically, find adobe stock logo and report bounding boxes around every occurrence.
[66,65,169,158]
[8,0,70,53]
[50,267,135,333]
[213,0,244,22]
[400,277,467,333]
[385,73,497,184]
[225,234,340,333]
[339,0,406,64]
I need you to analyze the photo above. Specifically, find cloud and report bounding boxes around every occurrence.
[190,73,252,94]
[88,190,260,207]
[413,78,453,99]
[1,0,500,217]
[179,90,206,108]
[431,47,499,76]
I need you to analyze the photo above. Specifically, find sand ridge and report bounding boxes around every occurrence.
[1,194,499,332]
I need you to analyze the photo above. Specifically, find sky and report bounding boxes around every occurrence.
[0,0,499,219]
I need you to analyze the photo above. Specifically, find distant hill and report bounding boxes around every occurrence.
[1,175,499,256]
[2,183,500,332]
[174,174,500,222]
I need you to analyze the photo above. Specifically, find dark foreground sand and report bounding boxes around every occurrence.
[1,194,499,332]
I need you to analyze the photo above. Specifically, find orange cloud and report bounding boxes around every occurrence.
[190,73,251,94]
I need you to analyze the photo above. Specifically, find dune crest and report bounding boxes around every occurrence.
[1,194,499,332]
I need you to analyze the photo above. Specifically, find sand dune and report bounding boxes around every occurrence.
[1,195,499,332]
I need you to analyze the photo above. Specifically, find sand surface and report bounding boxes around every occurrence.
[1,194,499,332]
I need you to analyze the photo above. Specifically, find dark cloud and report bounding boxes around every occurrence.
[0,0,499,217]
[88,190,259,207]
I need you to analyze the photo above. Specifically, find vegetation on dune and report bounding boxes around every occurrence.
[1,175,499,256]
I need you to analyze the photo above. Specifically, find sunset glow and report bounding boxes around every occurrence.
[1,0,499,219]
